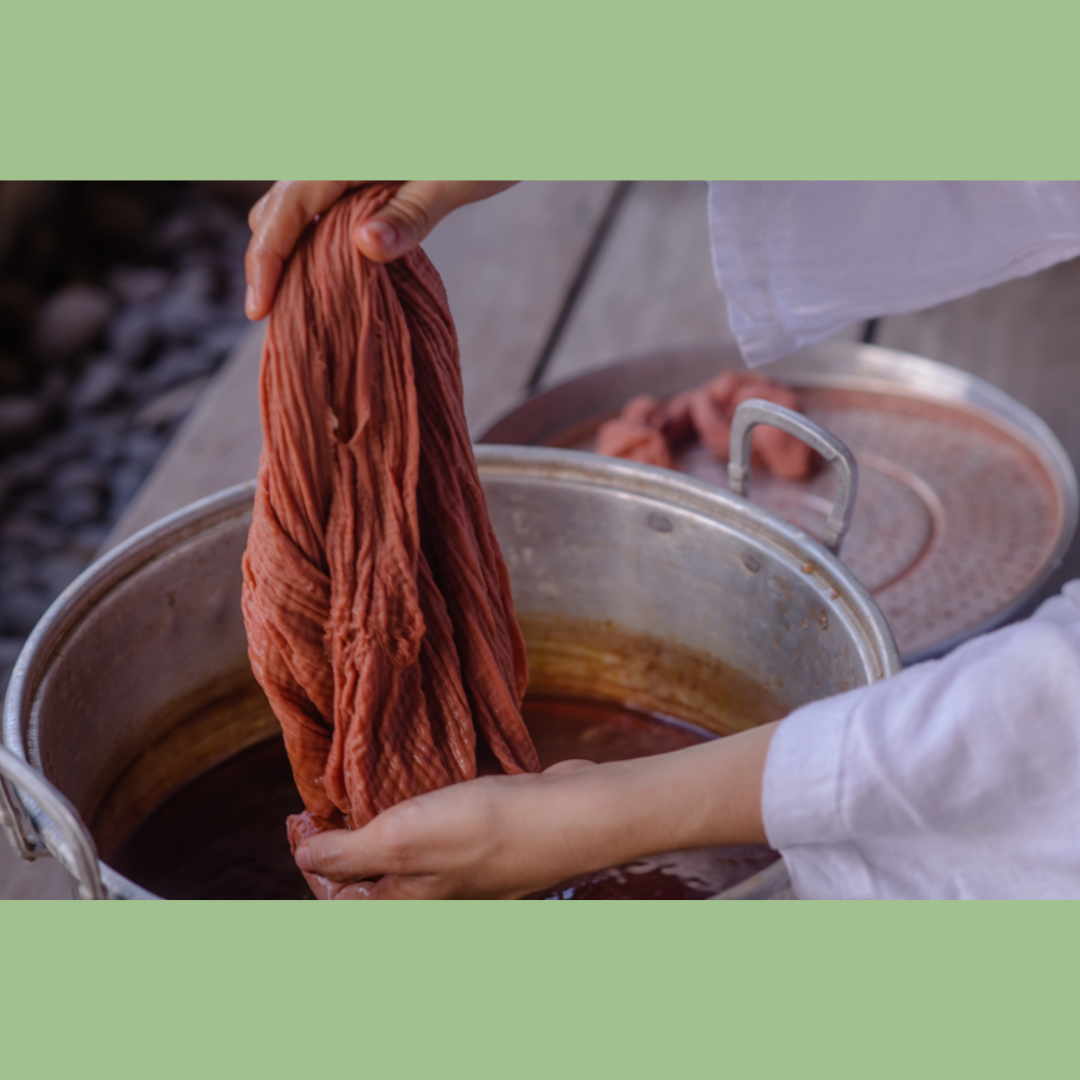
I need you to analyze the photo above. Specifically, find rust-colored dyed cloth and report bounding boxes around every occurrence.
[242,185,539,854]
[596,371,812,480]
[593,394,673,468]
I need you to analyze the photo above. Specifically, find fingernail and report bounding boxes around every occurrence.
[244,283,256,318]
[295,845,312,872]
[362,219,398,255]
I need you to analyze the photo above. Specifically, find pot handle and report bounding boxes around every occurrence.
[0,744,107,899]
[728,398,858,556]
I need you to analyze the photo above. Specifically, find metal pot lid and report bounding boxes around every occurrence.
[480,341,1079,663]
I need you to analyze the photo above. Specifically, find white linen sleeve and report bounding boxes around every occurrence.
[762,581,1080,898]
[708,181,1080,367]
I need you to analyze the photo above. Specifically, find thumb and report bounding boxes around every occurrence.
[355,181,516,262]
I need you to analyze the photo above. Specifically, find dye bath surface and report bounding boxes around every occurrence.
[113,695,778,900]
[522,696,708,767]
[112,737,316,900]
[521,697,779,900]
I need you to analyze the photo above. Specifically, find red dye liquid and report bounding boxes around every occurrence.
[523,696,708,767]
[113,696,777,899]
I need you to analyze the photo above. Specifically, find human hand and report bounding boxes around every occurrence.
[296,759,601,900]
[244,181,518,320]
[294,724,777,900]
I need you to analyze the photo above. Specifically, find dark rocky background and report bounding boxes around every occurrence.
[0,181,271,696]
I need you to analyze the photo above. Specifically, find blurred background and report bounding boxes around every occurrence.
[0,181,271,694]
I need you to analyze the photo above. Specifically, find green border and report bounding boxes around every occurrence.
[2,900,1077,1077]
[3,1,1080,176]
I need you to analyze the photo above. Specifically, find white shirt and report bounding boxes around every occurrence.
[708,181,1080,366]
[763,582,1080,899]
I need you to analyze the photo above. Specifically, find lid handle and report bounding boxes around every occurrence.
[728,398,858,555]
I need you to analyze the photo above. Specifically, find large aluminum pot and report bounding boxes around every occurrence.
[1,417,900,900]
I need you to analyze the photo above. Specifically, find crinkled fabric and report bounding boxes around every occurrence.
[241,184,538,853]
[595,372,811,479]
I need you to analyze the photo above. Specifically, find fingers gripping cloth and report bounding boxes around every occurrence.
[241,185,539,854]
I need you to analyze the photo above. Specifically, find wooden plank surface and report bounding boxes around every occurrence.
[428,180,619,431]
[540,182,733,386]
[540,181,864,390]
[875,254,1080,606]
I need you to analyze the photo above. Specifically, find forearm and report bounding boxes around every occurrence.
[531,721,777,878]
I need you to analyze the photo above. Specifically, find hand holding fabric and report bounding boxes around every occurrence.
[244,181,518,320]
